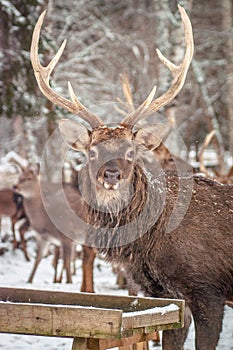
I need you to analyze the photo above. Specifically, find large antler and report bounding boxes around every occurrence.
[30,11,103,129]
[121,5,194,127]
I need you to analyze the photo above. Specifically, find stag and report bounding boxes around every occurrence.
[31,6,233,349]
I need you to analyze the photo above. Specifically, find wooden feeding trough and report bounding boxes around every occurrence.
[0,287,184,349]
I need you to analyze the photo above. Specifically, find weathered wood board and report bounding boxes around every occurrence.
[122,304,180,330]
[0,301,122,339]
[0,287,185,341]
[0,287,184,313]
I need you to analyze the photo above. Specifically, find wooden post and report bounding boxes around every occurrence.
[72,337,87,350]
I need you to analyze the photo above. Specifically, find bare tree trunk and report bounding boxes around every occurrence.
[222,0,233,159]
[24,118,39,165]
[12,115,25,157]
[154,0,171,95]
[192,59,226,172]
[39,0,63,183]
[0,7,8,51]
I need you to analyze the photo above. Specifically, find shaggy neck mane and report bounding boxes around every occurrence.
[81,164,165,255]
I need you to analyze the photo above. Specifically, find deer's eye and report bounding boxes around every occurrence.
[89,149,97,160]
[126,149,134,161]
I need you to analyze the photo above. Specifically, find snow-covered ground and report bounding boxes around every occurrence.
[0,217,232,349]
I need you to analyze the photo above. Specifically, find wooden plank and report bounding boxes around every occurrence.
[0,287,184,313]
[132,342,148,350]
[96,331,159,349]
[0,302,122,339]
[122,304,180,330]
[87,339,102,350]
[72,338,87,350]
[119,345,134,350]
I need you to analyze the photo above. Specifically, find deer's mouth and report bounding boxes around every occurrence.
[103,182,119,191]
[96,177,120,191]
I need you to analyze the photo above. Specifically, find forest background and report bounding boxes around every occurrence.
[0,0,233,172]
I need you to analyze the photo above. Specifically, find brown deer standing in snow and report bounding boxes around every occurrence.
[15,168,75,283]
[15,168,95,291]
[0,189,30,261]
[31,5,233,349]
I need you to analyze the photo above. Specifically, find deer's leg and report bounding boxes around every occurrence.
[63,242,72,284]
[191,295,225,350]
[10,216,18,249]
[56,263,65,283]
[71,244,77,276]
[27,238,50,283]
[53,245,61,283]
[81,245,96,293]
[55,245,75,283]
[162,306,192,350]
[18,219,30,261]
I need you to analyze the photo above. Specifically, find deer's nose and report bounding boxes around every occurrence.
[104,169,120,184]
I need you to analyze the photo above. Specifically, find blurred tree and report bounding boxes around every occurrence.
[0,0,232,168]
[0,0,46,118]
[47,0,157,123]
[189,0,233,169]
[0,0,47,161]
[222,0,233,157]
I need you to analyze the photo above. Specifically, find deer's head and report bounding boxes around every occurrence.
[30,5,194,209]
[15,168,39,199]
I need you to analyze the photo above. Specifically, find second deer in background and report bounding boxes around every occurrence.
[14,167,95,292]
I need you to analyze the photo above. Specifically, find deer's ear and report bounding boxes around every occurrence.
[134,124,170,151]
[59,119,90,152]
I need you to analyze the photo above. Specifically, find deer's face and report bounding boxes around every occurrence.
[15,170,39,199]
[60,122,137,207]
[59,120,163,208]
[88,127,135,193]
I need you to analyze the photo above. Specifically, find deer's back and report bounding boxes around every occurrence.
[0,189,16,216]
[146,174,233,299]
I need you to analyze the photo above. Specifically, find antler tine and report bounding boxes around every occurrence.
[121,5,194,127]
[120,73,135,113]
[114,74,136,117]
[30,11,103,129]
